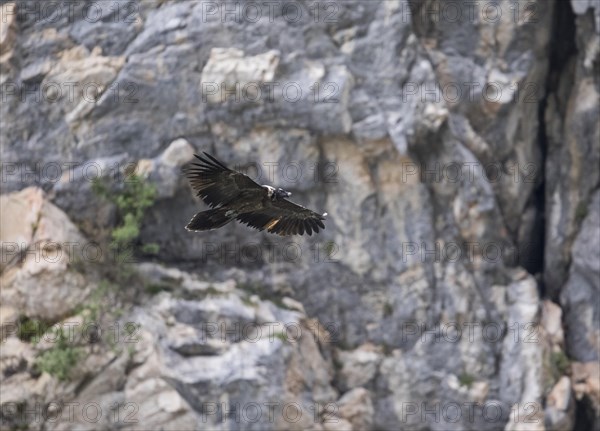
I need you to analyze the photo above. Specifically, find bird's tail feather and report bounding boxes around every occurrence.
[186,208,233,231]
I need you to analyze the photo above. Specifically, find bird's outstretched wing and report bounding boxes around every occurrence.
[186,152,263,207]
[237,198,327,236]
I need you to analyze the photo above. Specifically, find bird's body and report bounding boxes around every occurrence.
[185,152,327,236]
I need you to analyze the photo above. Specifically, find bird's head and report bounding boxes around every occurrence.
[274,187,292,200]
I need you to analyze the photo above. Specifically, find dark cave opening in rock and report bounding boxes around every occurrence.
[528,0,578,296]
[537,2,599,429]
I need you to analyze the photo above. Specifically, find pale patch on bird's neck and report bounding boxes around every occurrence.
[262,185,275,198]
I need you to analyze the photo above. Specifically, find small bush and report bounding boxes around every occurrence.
[458,372,475,388]
[17,316,50,343]
[35,328,81,381]
[141,242,160,255]
[92,174,159,253]
[551,350,571,376]
[324,240,336,258]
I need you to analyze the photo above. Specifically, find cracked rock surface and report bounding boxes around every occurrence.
[1,1,599,430]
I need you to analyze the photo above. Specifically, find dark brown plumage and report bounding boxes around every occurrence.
[185,152,327,236]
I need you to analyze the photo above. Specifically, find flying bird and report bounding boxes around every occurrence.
[185,152,327,236]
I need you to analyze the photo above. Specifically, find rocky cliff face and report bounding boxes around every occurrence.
[1,1,598,430]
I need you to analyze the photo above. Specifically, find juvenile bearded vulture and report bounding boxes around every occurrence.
[185,152,327,236]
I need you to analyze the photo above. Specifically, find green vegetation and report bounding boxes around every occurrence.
[17,316,50,343]
[145,282,173,295]
[26,173,157,383]
[324,240,336,258]
[25,282,133,382]
[32,287,106,379]
[458,372,475,388]
[91,173,159,257]
[543,349,572,391]
[204,285,224,297]
[141,242,160,255]
[550,350,571,377]
[35,328,82,381]
[74,280,113,321]
[91,172,161,295]
[274,331,288,343]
